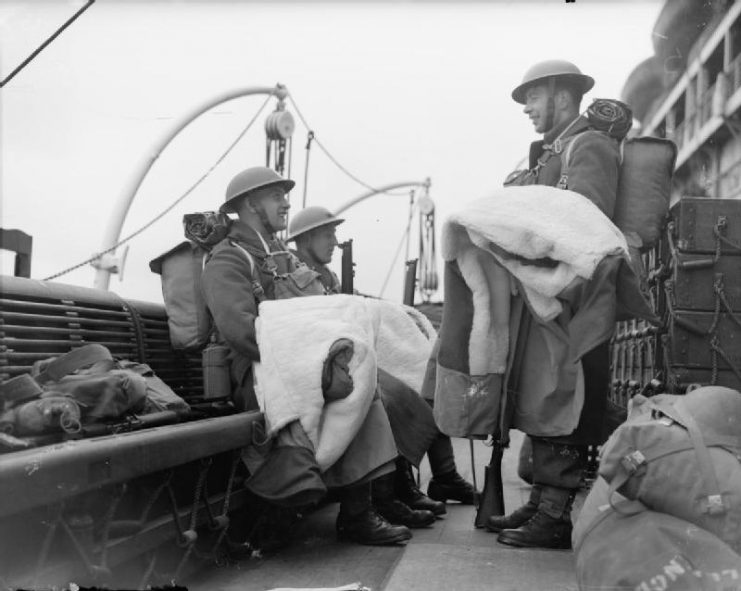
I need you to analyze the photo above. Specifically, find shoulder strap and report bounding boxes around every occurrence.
[229,240,266,303]
[557,129,623,190]
[34,343,113,384]
[556,133,584,190]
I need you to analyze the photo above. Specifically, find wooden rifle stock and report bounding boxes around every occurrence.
[474,440,505,528]
[473,301,532,527]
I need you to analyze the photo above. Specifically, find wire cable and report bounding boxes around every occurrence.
[288,95,408,197]
[43,95,272,281]
[379,208,416,299]
[1,0,96,88]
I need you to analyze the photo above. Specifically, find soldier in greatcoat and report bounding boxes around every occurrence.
[202,167,412,546]
[486,60,622,549]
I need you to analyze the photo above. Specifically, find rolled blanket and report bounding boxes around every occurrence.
[254,294,435,471]
[441,185,628,322]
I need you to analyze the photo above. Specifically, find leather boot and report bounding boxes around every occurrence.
[496,486,574,549]
[485,485,541,533]
[373,473,436,528]
[394,458,446,516]
[427,470,476,505]
[337,483,412,545]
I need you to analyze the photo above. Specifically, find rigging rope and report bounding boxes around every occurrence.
[302,131,315,207]
[288,95,408,197]
[43,94,273,281]
[379,201,416,299]
[0,0,96,88]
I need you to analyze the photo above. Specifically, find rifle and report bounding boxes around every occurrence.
[473,437,505,528]
[473,302,532,528]
[339,239,354,295]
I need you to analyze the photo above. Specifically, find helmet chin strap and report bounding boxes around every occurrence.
[544,76,556,133]
[253,204,277,236]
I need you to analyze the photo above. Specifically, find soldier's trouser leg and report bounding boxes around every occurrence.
[426,432,476,504]
[495,438,584,549]
[427,432,456,476]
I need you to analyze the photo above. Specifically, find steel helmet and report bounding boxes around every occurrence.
[511,60,594,104]
[286,206,344,242]
[221,167,295,213]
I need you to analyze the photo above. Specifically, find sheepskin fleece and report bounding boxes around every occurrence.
[254,294,436,471]
[441,185,628,321]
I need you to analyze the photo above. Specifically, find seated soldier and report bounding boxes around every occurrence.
[287,206,477,513]
[202,166,414,546]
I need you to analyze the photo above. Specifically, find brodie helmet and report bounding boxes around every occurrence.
[511,60,594,104]
[220,167,295,214]
[286,206,344,242]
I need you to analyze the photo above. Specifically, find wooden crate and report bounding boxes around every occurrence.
[670,257,741,311]
[670,198,741,255]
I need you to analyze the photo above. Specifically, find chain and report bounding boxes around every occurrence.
[713,216,741,252]
[710,336,741,382]
[715,276,741,331]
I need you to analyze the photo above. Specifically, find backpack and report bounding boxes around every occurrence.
[597,387,741,553]
[149,212,261,352]
[559,130,677,252]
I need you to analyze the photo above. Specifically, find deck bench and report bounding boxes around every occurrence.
[0,275,262,587]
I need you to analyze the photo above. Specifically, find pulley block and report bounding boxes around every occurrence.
[265,110,295,140]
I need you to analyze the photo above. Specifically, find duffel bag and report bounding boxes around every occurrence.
[575,498,741,591]
[598,387,741,553]
[0,344,189,436]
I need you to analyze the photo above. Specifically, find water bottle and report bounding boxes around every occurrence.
[202,342,232,400]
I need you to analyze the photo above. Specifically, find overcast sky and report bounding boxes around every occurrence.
[1,0,663,304]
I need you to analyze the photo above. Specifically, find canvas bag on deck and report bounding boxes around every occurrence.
[597,387,741,553]
[574,494,741,591]
[0,344,188,436]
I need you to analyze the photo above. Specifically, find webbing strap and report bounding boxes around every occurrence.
[667,401,727,515]
[229,241,266,303]
[34,343,113,384]
[558,128,624,190]
[0,374,43,404]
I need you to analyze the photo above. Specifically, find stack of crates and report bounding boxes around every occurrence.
[610,197,741,408]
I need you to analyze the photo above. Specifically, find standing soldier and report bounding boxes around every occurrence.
[486,60,621,549]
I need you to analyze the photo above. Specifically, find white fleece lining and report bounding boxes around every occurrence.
[254,294,435,472]
[441,185,628,321]
[456,248,510,375]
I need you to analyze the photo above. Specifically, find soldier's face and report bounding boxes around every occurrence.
[523,84,549,133]
[252,186,291,231]
[306,225,339,264]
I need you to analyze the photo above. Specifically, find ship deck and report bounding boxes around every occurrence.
[188,430,581,591]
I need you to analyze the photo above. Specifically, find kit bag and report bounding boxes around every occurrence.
[598,387,741,553]
[149,212,261,352]
[561,132,677,252]
[149,240,213,351]
[0,344,188,436]
[574,494,741,591]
